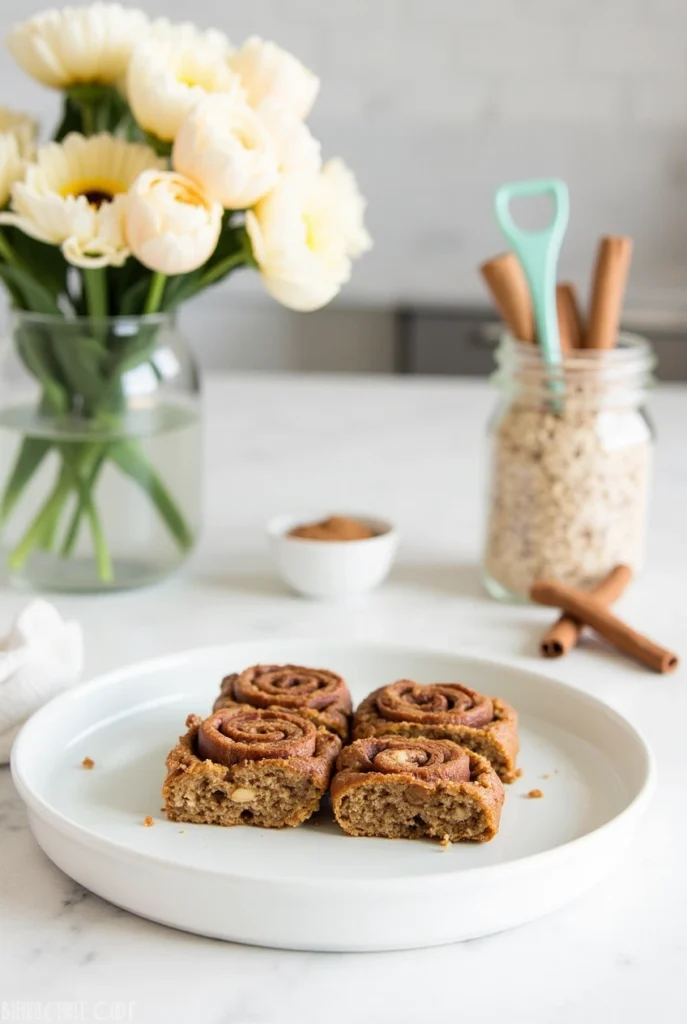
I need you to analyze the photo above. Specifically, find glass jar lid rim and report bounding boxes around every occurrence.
[501,330,655,368]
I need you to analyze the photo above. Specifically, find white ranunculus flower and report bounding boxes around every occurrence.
[8,3,150,89]
[127,26,243,144]
[124,170,222,275]
[0,109,37,208]
[230,37,319,121]
[312,158,373,261]
[173,94,279,210]
[245,160,372,312]
[254,98,321,177]
[0,133,164,268]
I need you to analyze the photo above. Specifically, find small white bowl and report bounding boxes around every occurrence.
[267,513,400,601]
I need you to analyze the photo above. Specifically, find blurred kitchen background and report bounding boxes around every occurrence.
[2,0,687,377]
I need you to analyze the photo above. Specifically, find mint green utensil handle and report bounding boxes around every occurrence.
[494,179,570,369]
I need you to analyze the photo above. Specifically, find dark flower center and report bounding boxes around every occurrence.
[80,189,113,208]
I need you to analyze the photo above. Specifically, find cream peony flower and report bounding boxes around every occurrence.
[230,38,319,121]
[124,170,222,275]
[254,98,321,177]
[0,133,164,267]
[127,26,243,144]
[173,93,279,210]
[310,158,373,261]
[246,160,372,312]
[7,3,150,89]
[0,108,37,208]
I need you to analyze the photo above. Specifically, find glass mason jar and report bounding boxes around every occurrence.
[483,333,655,602]
[0,312,201,592]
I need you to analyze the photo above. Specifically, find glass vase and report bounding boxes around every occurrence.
[0,311,201,592]
[483,333,656,602]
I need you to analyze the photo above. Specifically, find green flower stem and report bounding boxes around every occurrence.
[60,450,106,556]
[0,230,17,267]
[39,443,96,553]
[7,466,72,571]
[59,500,82,556]
[80,102,95,136]
[198,251,247,289]
[58,437,194,563]
[1,267,197,581]
[6,437,114,581]
[144,272,167,314]
[5,434,194,580]
[38,484,72,552]
[109,440,194,551]
[83,267,108,319]
[1,437,52,525]
[83,489,112,582]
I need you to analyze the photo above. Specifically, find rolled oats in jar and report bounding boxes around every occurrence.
[483,333,655,602]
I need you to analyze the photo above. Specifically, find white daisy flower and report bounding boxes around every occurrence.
[0,133,164,268]
[127,24,243,144]
[7,3,150,90]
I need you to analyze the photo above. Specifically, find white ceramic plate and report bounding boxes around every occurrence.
[11,641,654,952]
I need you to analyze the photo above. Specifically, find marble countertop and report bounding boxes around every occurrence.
[1,374,685,1024]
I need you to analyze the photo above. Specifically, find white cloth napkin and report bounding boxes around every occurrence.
[0,599,83,764]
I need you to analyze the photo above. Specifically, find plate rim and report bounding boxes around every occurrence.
[11,639,657,888]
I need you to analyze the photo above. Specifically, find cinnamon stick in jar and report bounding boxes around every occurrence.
[480,253,535,343]
[540,565,632,658]
[531,579,679,674]
[556,283,584,352]
[583,236,633,350]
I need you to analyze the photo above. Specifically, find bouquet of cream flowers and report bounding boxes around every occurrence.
[0,3,371,584]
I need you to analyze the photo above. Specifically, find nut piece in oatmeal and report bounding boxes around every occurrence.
[162,709,340,828]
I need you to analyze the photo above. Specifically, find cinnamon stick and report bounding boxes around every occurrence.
[531,579,679,674]
[540,565,632,658]
[556,283,584,352]
[583,236,633,350]
[480,253,535,343]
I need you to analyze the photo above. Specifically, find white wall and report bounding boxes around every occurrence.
[2,0,687,369]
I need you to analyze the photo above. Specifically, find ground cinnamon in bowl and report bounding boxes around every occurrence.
[269,512,398,599]
[288,515,379,542]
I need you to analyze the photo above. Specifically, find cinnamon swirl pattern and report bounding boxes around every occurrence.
[331,737,504,843]
[163,706,341,829]
[353,680,519,783]
[214,664,352,740]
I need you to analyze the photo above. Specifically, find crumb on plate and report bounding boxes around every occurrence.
[439,834,451,849]
[143,816,154,827]
[178,830,185,834]
[525,789,544,799]
[514,768,523,779]
[541,773,550,780]
[81,757,95,770]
